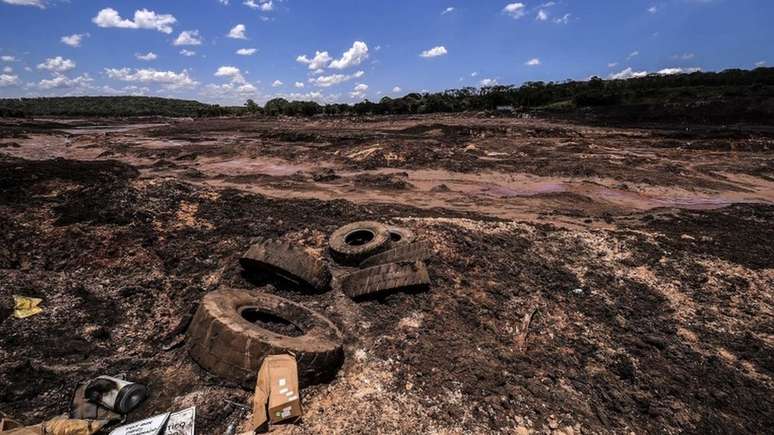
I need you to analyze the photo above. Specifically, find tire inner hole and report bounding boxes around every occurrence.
[240,307,303,337]
[345,229,374,246]
[389,232,402,242]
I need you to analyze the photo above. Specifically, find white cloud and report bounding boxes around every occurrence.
[135,52,158,61]
[296,51,333,70]
[420,46,447,58]
[392,86,401,93]
[236,48,257,56]
[526,58,541,66]
[308,70,364,88]
[2,66,11,73]
[672,53,695,60]
[104,67,198,89]
[350,83,368,98]
[648,6,658,14]
[180,49,196,57]
[471,72,478,77]
[294,81,304,88]
[608,62,618,68]
[244,0,273,11]
[755,61,767,67]
[657,67,701,75]
[174,30,202,46]
[503,3,526,19]
[479,78,497,87]
[536,9,548,21]
[37,73,93,90]
[92,8,177,34]
[2,0,45,8]
[627,50,639,60]
[272,79,283,87]
[218,0,229,5]
[329,41,369,70]
[1,56,16,62]
[215,66,246,83]
[227,24,247,40]
[609,67,648,80]
[553,13,571,24]
[0,74,19,87]
[441,7,455,15]
[37,56,76,72]
[61,33,89,48]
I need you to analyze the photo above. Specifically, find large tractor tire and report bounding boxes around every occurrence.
[187,289,344,388]
[240,239,331,292]
[328,221,391,265]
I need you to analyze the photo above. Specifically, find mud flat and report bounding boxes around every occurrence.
[1,114,772,433]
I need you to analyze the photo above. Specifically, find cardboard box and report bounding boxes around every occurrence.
[250,354,302,430]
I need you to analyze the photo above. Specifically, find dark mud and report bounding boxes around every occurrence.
[1,155,772,434]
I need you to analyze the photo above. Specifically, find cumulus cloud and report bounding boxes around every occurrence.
[244,0,273,11]
[329,41,369,70]
[608,62,619,68]
[135,52,157,61]
[526,58,541,66]
[2,0,45,8]
[755,61,767,67]
[609,67,648,80]
[37,73,93,90]
[503,3,526,19]
[236,48,257,56]
[294,81,304,88]
[92,8,177,34]
[174,30,202,46]
[480,78,497,87]
[553,13,571,24]
[657,67,701,75]
[272,79,283,87]
[180,49,196,57]
[627,50,639,60]
[296,51,333,70]
[392,86,401,93]
[214,65,246,83]
[104,67,198,89]
[37,56,75,72]
[0,74,19,87]
[227,24,247,39]
[648,6,658,14]
[441,7,455,15]
[308,70,364,88]
[420,46,447,58]
[61,33,89,48]
[1,56,16,62]
[350,83,368,98]
[2,66,11,73]
[536,9,548,20]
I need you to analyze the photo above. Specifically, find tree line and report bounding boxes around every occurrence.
[1,67,772,118]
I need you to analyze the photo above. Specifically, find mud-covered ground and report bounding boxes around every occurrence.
[0,115,773,434]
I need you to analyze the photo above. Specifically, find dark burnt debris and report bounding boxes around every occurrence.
[1,123,773,433]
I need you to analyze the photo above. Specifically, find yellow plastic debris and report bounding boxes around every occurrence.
[45,417,106,435]
[13,296,43,319]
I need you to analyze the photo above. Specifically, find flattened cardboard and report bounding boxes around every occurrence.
[250,354,302,430]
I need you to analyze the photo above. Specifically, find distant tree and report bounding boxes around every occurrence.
[245,99,260,113]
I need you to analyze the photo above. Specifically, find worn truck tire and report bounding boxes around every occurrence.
[240,239,331,292]
[386,226,416,247]
[187,289,344,389]
[340,261,431,299]
[359,239,434,268]
[328,221,391,265]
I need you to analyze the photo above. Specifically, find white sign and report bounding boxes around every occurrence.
[109,413,170,435]
[164,407,196,435]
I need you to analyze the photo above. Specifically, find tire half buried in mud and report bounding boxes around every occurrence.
[386,225,416,247]
[187,289,344,389]
[329,221,391,265]
[359,239,434,268]
[240,239,331,292]
[340,261,431,300]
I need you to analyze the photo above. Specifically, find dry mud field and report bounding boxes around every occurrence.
[1,114,773,434]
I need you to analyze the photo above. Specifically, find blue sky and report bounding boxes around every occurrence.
[0,0,771,105]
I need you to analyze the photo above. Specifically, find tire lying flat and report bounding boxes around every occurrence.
[329,221,391,265]
[385,225,416,247]
[240,239,331,292]
[359,239,434,268]
[187,288,344,389]
[340,261,431,300]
